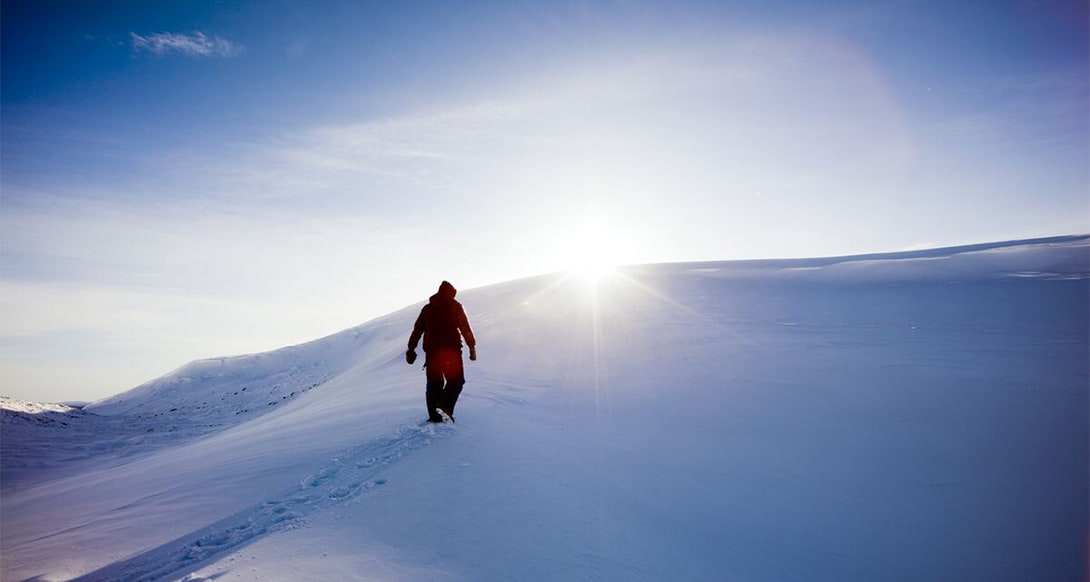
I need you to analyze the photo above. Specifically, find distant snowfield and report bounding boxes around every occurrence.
[2,236,1087,582]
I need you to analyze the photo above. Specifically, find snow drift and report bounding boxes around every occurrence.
[2,235,1087,581]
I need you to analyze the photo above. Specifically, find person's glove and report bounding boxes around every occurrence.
[406,349,417,365]
[469,346,477,361]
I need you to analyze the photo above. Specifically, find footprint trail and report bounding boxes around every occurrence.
[70,421,453,582]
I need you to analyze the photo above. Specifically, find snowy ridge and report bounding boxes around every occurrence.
[666,234,1090,281]
[2,236,1087,582]
[72,234,1090,420]
[86,307,418,417]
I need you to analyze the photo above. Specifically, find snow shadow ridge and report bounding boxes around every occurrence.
[60,421,453,582]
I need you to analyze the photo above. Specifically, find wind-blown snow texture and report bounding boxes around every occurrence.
[2,236,1087,582]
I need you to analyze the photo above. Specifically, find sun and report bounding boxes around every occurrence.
[556,216,624,282]
[570,247,619,281]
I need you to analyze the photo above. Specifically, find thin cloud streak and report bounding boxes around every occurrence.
[130,31,243,58]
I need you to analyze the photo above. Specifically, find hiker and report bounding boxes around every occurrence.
[406,280,476,423]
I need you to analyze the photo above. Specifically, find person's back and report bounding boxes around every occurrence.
[415,282,471,352]
[407,281,476,422]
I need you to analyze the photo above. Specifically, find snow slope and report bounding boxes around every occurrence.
[2,235,1087,582]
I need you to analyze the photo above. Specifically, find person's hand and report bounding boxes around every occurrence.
[406,349,417,365]
[469,346,477,361]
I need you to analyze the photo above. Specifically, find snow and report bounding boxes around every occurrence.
[0,397,77,415]
[2,235,1087,582]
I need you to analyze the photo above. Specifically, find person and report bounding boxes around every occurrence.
[406,280,476,423]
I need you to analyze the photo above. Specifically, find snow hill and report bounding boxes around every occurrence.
[2,235,1087,582]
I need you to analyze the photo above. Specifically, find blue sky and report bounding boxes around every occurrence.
[2,0,1088,402]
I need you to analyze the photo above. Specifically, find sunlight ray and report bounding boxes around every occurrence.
[608,269,764,349]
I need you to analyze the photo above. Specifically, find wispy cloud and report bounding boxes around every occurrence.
[130,31,242,58]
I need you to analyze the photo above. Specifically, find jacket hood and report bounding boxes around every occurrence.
[437,280,457,299]
[429,281,457,303]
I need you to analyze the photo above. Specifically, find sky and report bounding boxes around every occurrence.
[2,0,1088,403]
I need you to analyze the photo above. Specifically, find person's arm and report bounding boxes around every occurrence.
[457,304,476,360]
[408,306,427,350]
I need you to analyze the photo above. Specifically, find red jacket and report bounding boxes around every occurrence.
[408,281,476,353]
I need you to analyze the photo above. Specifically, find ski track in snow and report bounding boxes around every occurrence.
[65,421,454,582]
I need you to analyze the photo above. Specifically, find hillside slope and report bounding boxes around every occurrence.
[2,236,1087,581]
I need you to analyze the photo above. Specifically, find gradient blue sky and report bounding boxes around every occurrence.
[3,0,1088,402]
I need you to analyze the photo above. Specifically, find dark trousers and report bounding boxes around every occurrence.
[425,347,465,420]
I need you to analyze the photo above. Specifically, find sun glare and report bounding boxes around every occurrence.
[571,249,618,281]
[557,216,624,283]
